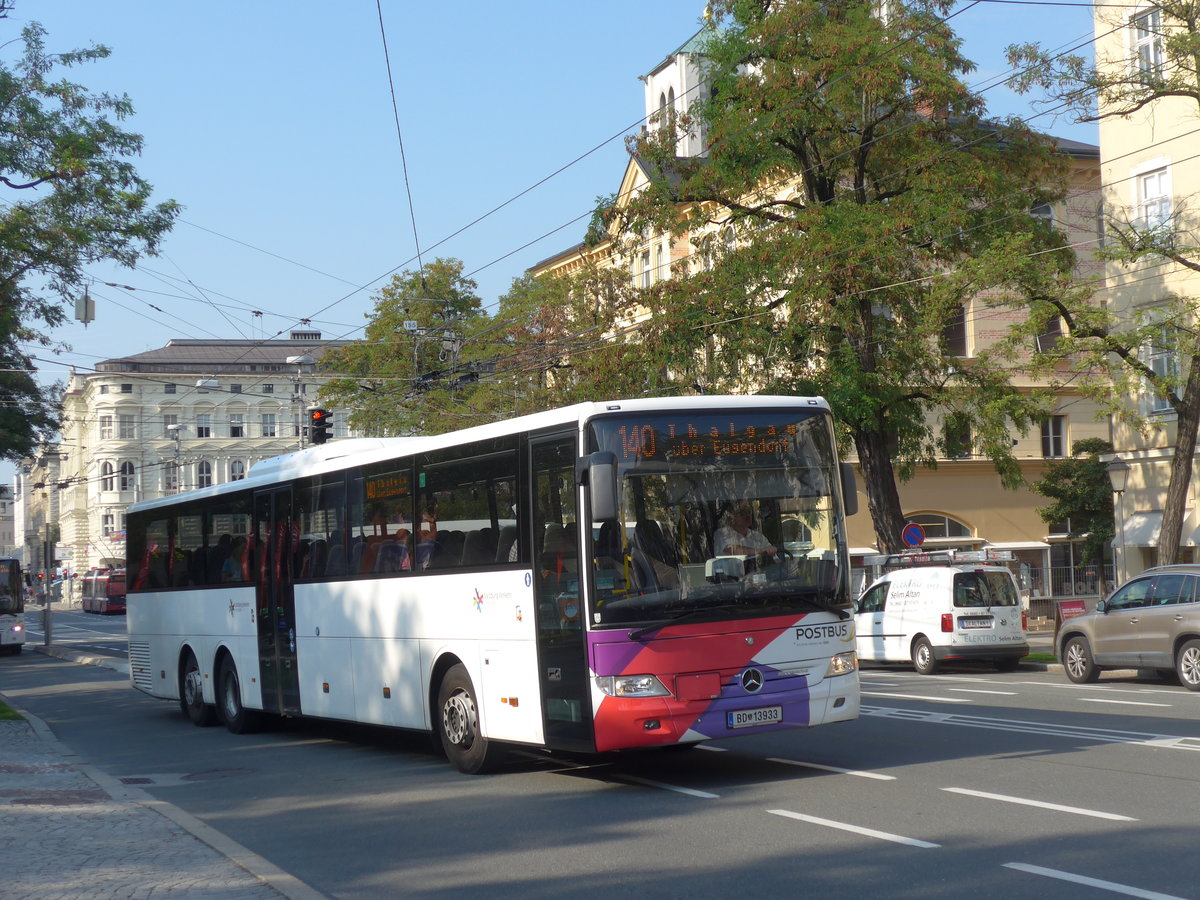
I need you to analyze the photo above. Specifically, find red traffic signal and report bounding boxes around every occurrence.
[309,408,332,445]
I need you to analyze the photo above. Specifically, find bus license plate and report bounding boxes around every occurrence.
[727,706,783,729]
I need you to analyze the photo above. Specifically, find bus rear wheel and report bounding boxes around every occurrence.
[179,650,217,727]
[437,664,500,774]
[217,657,262,734]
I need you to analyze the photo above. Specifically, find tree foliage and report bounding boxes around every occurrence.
[0,19,178,460]
[320,259,495,436]
[1008,1,1200,566]
[1031,437,1115,564]
[604,0,1074,551]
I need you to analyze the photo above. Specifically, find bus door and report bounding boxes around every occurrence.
[531,435,593,750]
[253,487,301,716]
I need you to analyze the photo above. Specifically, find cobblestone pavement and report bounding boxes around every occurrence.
[1,656,324,900]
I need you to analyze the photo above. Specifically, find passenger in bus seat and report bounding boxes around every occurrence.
[221,536,247,582]
[415,508,439,569]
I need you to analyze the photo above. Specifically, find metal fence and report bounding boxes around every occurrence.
[1026,565,1115,622]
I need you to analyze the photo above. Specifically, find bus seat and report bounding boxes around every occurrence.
[596,520,622,559]
[304,539,327,577]
[495,525,517,563]
[461,528,496,566]
[325,543,346,576]
[374,541,407,573]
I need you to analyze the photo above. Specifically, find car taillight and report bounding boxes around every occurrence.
[1021,609,1028,631]
[941,613,954,633]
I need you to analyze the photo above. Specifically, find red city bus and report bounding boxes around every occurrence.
[82,568,127,615]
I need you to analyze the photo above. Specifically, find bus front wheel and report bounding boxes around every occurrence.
[179,650,217,727]
[437,664,500,774]
[217,658,262,735]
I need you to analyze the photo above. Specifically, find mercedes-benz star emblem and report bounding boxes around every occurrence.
[741,667,764,693]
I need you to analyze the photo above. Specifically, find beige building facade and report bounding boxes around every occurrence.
[1091,3,1200,579]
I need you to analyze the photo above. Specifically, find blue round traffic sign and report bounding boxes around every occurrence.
[902,523,926,548]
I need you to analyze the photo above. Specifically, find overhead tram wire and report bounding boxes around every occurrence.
[376,0,426,282]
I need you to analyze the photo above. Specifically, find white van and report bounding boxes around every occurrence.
[854,560,1029,674]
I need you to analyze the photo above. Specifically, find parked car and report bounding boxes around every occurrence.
[1057,565,1200,690]
[854,558,1029,674]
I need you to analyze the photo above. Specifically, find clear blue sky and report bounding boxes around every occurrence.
[2,0,1097,484]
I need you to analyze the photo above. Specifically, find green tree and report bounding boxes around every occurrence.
[320,259,493,435]
[0,20,179,459]
[1008,1,1200,566]
[606,0,1074,551]
[1031,438,1115,565]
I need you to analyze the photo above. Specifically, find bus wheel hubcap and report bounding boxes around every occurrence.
[184,669,202,705]
[443,691,476,747]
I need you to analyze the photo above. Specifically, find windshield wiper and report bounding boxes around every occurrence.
[628,604,746,641]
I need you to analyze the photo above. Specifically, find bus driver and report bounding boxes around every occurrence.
[714,503,776,558]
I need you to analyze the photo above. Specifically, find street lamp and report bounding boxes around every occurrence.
[286,355,315,449]
[1107,457,1129,585]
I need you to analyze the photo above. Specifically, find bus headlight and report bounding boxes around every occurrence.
[826,651,857,677]
[595,674,671,698]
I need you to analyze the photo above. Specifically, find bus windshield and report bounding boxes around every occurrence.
[587,408,849,628]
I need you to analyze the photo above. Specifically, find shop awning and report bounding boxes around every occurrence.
[1119,511,1162,548]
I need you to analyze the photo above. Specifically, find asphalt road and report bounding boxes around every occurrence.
[4,651,1199,899]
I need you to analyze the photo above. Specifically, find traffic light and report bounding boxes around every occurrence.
[309,408,332,445]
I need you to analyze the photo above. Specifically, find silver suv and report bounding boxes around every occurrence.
[1057,565,1200,690]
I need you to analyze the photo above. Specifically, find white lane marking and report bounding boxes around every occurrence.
[943,787,1136,821]
[768,809,939,848]
[1081,698,1172,708]
[1021,681,1193,697]
[767,758,896,780]
[617,776,718,799]
[1004,863,1190,899]
[861,705,1200,751]
[861,691,972,703]
[696,744,727,752]
[949,688,1017,695]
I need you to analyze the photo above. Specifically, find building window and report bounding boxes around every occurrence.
[641,250,651,288]
[230,460,246,481]
[99,415,113,440]
[118,414,135,440]
[100,461,114,492]
[942,304,968,357]
[1147,320,1179,413]
[229,414,245,438]
[119,461,136,492]
[164,383,176,394]
[163,463,179,493]
[1133,8,1164,77]
[906,513,972,539]
[1030,202,1054,225]
[163,414,178,437]
[120,383,133,393]
[1138,166,1171,229]
[1036,316,1064,354]
[231,384,243,394]
[263,384,274,394]
[261,413,277,438]
[197,460,213,489]
[943,415,973,459]
[196,414,212,438]
[102,512,115,536]
[1041,415,1067,458]
[99,384,109,394]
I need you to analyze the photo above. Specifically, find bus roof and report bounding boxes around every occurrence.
[127,394,831,516]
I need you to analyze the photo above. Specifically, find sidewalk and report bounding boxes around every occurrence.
[0,647,325,900]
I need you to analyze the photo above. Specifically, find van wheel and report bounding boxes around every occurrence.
[1063,636,1099,684]
[437,664,501,774]
[912,638,938,675]
[1176,639,1200,691]
[217,657,263,734]
[179,650,217,727]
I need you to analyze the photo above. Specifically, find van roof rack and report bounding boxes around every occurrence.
[862,548,1015,568]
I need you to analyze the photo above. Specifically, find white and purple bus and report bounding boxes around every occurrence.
[125,396,860,772]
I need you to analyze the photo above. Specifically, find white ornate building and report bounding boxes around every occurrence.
[57,332,352,572]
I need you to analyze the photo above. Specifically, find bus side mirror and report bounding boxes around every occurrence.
[578,452,618,522]
[840,462,858,517]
